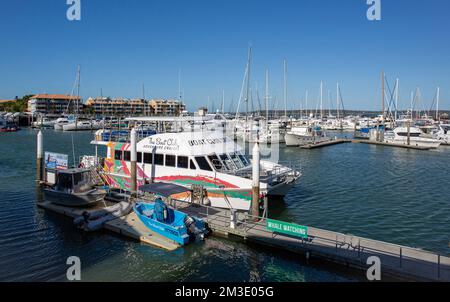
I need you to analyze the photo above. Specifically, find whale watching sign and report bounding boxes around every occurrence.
[267,219,308,238]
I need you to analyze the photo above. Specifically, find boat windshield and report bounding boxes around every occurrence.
[56,173,73,191]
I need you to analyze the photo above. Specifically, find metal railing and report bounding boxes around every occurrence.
[170,197,448,281]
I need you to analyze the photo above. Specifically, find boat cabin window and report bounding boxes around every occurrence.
[238,153,251,166]
[195,156,213,171]
[177,156,189,169]
[165,155,176,167]
[123,151,131,161]
[154,154,164,166]
[219,154,233,171]
[189,159,196,170]
[56,173,73,191]
[230,153,244,169]
[397,132,420,137]
[114,150,122,160]
[143,152,152,164]
[137,152,142,163]
[208,154,223,170]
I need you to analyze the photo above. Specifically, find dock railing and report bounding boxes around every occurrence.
[172,198,449,281]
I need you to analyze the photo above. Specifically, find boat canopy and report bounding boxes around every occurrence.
[138,182,191,197]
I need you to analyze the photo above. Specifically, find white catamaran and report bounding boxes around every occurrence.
[86,130,300,211]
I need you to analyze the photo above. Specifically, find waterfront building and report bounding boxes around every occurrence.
[149,99,185,116]
[84,98,185,117]
[84,97,151,117]
[28,94,82,116]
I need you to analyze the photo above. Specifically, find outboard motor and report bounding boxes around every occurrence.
[184,215,205,241]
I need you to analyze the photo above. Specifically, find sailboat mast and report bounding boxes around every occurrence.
[283,59,287,120]
[222,90,225,114]
[336,83,340,120]
[245,46,252,123]
[381,71,385,126]
[395,78,399,122]
[265,69,269,133]
[436,87,440,122]
[305,90,309,118]
[76,65,81,116]
[320,81,323,119]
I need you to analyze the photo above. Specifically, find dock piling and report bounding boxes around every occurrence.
[36,130,43,182]
[130,128,137,195]
[251,142,260,219]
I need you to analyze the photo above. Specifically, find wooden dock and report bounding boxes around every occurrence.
[37,198,450,281]
[173,200,450,282]
[300,139,351,149]
[351,139,432,150]
[37,201,180,251]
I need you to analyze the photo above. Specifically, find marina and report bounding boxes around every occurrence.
[1,1,450,287]
[2,123,448,282]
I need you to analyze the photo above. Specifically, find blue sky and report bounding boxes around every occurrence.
[0,0,449,111]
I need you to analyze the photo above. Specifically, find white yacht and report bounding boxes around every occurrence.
[63,119,104,131]
[32,117,57,129]
[285,124,331,147]
[433,124,450,145]
[84,130,300,211]
[54,117,71,130]
[384,127,442,149]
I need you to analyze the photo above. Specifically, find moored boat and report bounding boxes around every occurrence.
[134,198,207,245]
[43,168,107,207]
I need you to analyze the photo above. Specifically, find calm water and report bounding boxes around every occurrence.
[0,129,449,281]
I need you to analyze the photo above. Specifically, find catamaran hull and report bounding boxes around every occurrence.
[43,189,107,207]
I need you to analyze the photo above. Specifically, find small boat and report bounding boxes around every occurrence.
[285,124,331,147]
[134,200,207,245]
[0,116,19,132]
[43,168,107,207]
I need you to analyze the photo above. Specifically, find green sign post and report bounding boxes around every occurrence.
[266,219,308,239]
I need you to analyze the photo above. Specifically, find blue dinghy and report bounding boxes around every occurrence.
[134,199,207,245]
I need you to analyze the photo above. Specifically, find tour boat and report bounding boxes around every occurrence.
[85,130,300,211]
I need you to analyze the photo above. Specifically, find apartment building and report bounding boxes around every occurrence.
[84,98,185,117]
[28,94,82,115]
